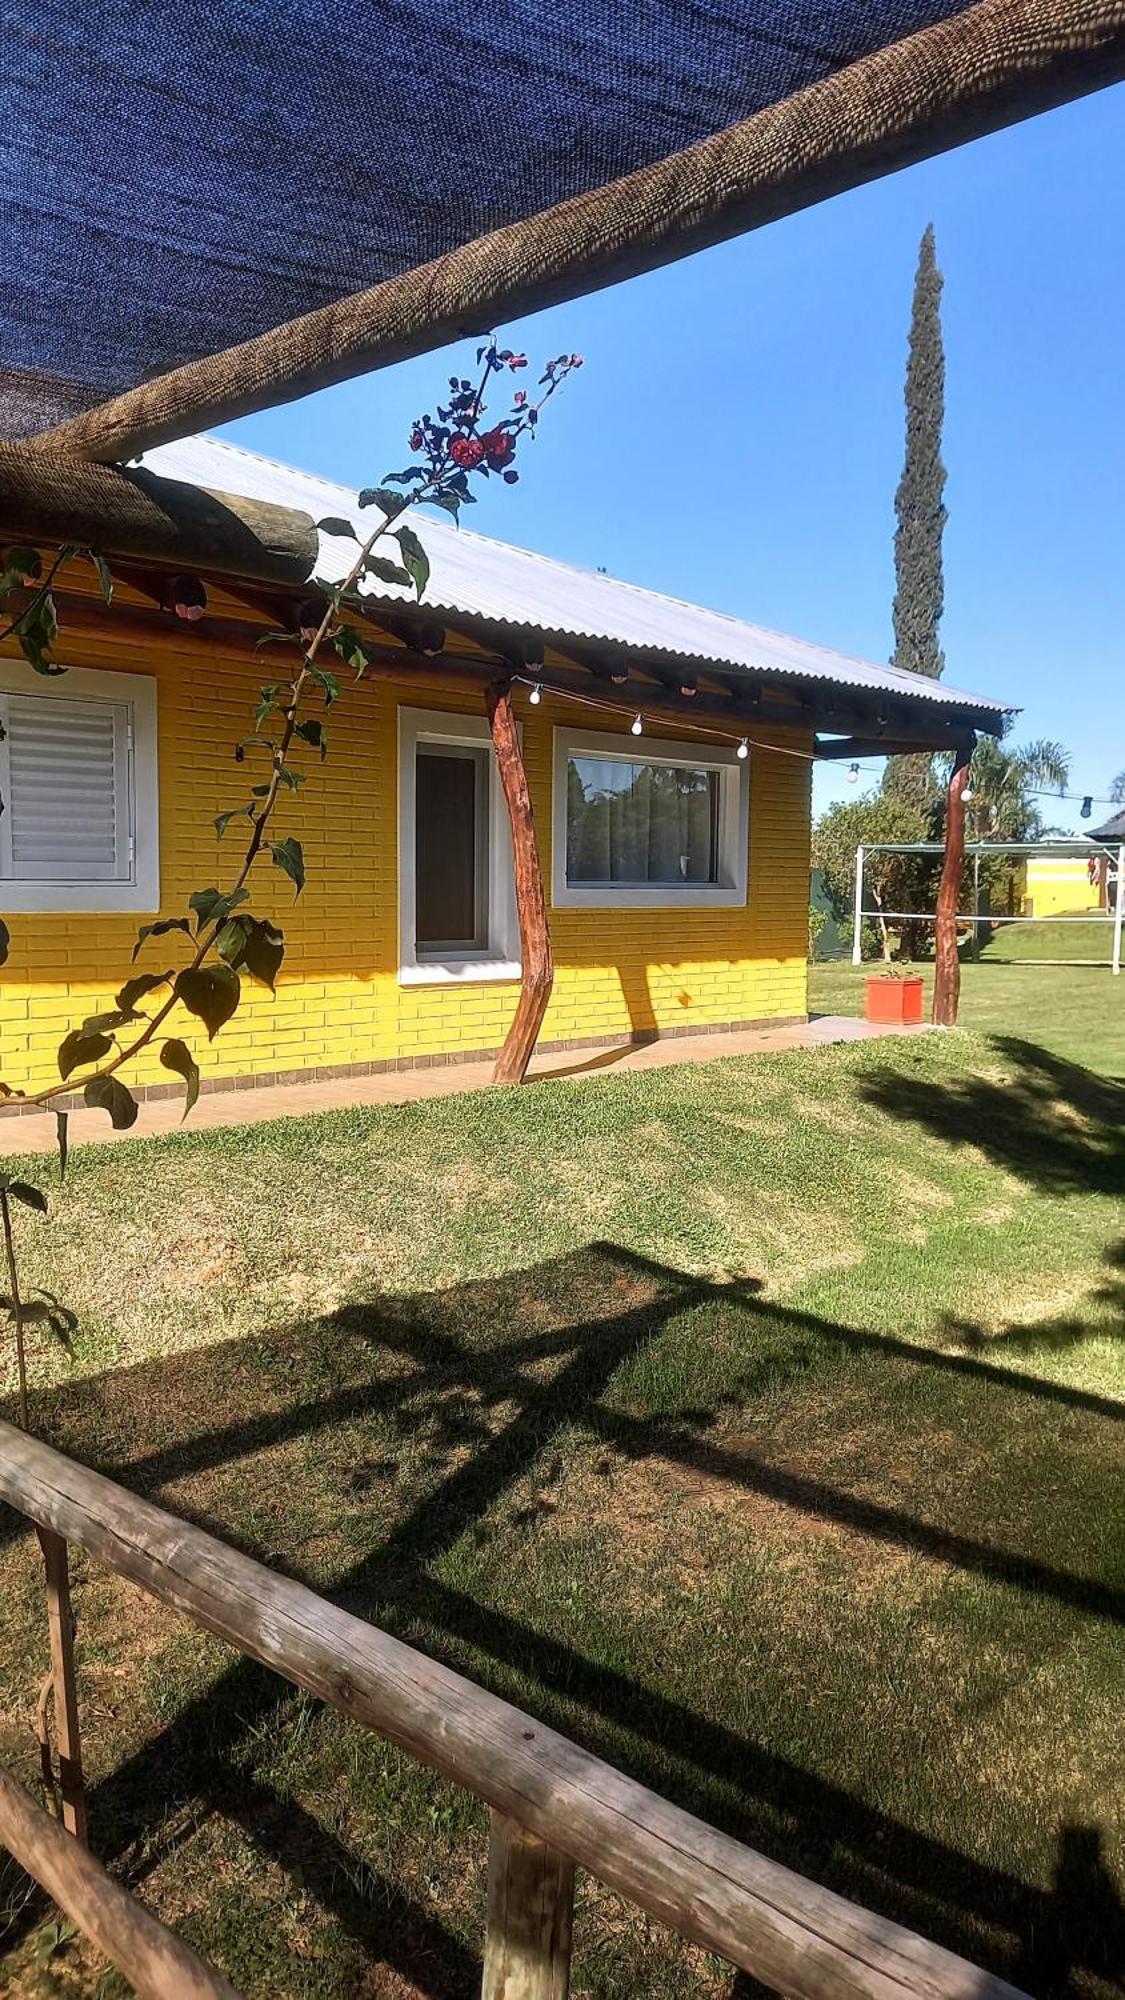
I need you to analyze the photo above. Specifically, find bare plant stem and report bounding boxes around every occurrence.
[1,1190,30,1430]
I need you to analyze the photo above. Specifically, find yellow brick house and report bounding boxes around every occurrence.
[0,436,1006,1107]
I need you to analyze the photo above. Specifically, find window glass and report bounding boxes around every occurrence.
[415,745,489,952]
[566,755,720,886]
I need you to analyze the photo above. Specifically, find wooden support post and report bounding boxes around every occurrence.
[933,743,973,1027]
[37,1527,87,1844]
[486,679,554,1086]
[483,1810,574,2000]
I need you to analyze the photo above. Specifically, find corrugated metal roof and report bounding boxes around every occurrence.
[145,433,1010,717]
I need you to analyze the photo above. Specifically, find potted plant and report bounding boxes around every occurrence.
[864,966,925,1026]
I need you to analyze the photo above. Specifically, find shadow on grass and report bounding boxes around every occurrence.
[857,1036,1125,1195]
[2,1218,1122,1995]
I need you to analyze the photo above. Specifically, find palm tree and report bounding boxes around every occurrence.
[1110,771,1125,805]
[965,734,1069,843]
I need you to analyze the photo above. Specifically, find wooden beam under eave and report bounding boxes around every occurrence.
[815,729,983,760]
[0,451,317,584]
[25,0,1125,464]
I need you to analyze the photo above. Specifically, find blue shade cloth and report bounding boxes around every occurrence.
[1,1,966,435]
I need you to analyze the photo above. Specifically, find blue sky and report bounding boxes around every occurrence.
[222,82,1124,833]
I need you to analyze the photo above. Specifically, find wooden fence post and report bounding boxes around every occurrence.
[482,1810,574,1999]
[37,1527,87,1843]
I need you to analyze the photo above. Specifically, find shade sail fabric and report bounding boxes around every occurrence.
[2,1,970,438]
[144,432,1010,720]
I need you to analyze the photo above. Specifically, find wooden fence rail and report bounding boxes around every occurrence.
[0,1418,1030,1999]
[0,1762,241,1998]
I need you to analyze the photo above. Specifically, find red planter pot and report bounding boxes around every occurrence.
[864,975,924,1026]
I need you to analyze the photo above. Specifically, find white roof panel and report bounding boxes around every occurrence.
[144,434,1010,717]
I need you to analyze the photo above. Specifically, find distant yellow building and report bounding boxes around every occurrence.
[1021,855,1103,918]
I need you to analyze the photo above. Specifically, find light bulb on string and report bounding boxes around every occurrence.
[631,713,643,737]
[737,739,749,761]
[846,762,859,784]
[1081,796,1092,820]
[528,683,541,705]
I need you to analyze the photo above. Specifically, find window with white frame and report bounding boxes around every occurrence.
[398,708,519,981]
[552,727,748,909]
[0,662,159,913]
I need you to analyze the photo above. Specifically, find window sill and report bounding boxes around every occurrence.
[399,959,523,986]
[0,884,157,914]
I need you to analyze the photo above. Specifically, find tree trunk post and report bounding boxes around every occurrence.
[37,1527,87,1843]
[482,1810,574,2000]
[486,680,554,1085]
[932,742,973,1027]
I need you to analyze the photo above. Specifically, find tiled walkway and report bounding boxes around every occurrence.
[0,1015,928,1157]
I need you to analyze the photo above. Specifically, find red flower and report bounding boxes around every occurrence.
[410,427,424,451]
[450,435,485,469]
[481,426,515,469]
[508,353,528,370]
[513,390,527,407]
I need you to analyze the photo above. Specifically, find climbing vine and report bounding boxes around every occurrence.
[0,338,581,1421]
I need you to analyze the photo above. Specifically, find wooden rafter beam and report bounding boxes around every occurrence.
[0,451,317,584]
[814,728,980,759]
[25,0,1125,465]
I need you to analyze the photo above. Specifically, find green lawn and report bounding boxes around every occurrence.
[0,1019,1122,1997]
[812,917,1124,1075]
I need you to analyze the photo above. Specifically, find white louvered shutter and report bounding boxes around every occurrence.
[0,692,134,884]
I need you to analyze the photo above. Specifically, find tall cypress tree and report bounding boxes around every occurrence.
[884,224,947,814]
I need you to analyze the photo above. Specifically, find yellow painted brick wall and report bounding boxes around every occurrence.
[0,642,811,1094]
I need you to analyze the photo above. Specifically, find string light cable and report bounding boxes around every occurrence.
[510,673,816,764]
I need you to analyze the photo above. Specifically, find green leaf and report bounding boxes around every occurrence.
[306,664,340,707]
[364,555,412,588]
[357,487,405,513]
[255,630,297,650]
[115,972,170,1013]
[2,545,41,587]
[174,965,241,1040]
[276,766,305,791]
[394,525,430,600]
[215,915,285,991]
[57,1030,113,1081]
[79,1008,139,1035]
[270,837,305,897]
[215,806,254,839]
[295,718,327,760]
[160,1038,200,1118]
[254,686,284,731]
[87,552,113,604]
[133,916,192,961]
[316,516,358,539]
[311,578,343,612]
[56,1110,69,1180]
[422,492,461,522]
[7,1181,47,1213]
[189,885,249,931]
[84,1075,139,1130]
[0,919,8,968]
[16,593,63,675]
[333,625,369,676]
[235,734,275,762]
